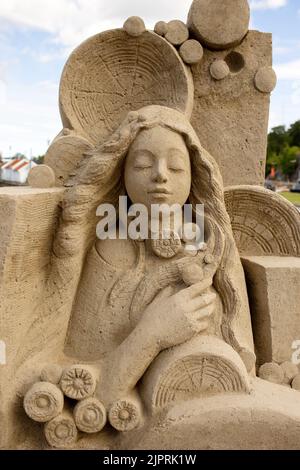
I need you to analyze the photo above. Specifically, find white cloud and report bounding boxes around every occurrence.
[275,59,300,80]
[250,0,288,10]
[20,46,69,64]
[0,0,191,47]
[0,80,7,106]
[0,1,289,49]
[0,79,61,157]
[291,80,300,105]
[0,0,296,156]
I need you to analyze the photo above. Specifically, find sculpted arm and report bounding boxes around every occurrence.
[97,279,216,406]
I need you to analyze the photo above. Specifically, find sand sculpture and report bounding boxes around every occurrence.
[1,0,300,450]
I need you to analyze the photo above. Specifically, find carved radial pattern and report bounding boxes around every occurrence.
[59,29,193,144]
[60,367,96,400]
[225,186,300,257]
[153,355,248,409]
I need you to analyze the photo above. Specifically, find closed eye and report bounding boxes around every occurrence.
[168,167,185,172]
[134,164,152,169]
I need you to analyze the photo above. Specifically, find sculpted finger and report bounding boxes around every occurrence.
[188,303,215,322]
[188,319,209,334]
[196,321,209,332]
[180,277,213,301]
[153,285,175,304]
[188,292,216,311]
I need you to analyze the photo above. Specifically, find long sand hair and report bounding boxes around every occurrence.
[52,105,254,357]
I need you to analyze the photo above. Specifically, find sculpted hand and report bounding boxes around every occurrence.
[141,278,216,350]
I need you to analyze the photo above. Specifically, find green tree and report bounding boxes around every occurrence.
[33,155,45,165]
[12,152,26,160]
[266,151,280,177]
[279,146,300,178]
[288,120,300,147]
[267,125,290,158]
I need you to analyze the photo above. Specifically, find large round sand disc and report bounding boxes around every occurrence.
[59,29,193,145]
[188,0,250,50]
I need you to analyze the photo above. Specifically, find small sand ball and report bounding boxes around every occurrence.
[280,362,299,385]
[258,362,284,385]
[210,60,230,80]
[254,66,277,93]
[27,165,56,188]
[123,16,146,37]
[154,21,168,36]
[179,40,203,65]
[165,20,189,46]
[41,364,63,385]
[204,254,214,265]
[292,374,300,391]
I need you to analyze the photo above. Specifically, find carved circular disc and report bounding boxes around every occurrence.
[24,382,64,423]
[44,134,93,186]
[258,363,284,385]
[225,185,300,257]
[60,29,193,144]
[151,230,182,259]
[188,0,250,50]
[292,374,300,391]
[44,414,78,448]
[60,366,97,400]
[108,400,140,432]
[27,165,56,189]
[74,397,107,433]
[280,362,299,385]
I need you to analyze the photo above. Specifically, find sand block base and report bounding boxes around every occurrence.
[242,256,300,365]
[119,378,300,450]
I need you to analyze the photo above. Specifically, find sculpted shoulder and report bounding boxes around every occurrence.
[95,237,138,269]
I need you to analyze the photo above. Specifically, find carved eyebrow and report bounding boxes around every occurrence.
[168,148,187,159]
[130,149,155,161]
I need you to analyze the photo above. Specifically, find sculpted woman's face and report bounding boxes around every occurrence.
[125,126,192,211]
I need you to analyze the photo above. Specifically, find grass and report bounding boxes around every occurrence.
[280,191,300,206]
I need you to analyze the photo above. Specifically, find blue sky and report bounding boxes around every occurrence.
[0,0,299,158]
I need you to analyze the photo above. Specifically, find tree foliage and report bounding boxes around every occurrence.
[32,155,45,165]
[266,120,300,178]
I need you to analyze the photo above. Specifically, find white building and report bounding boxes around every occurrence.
[0,159,37,185]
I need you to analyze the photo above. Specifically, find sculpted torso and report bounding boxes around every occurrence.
[20,106,255,445]
[65,124,222,405]
[66,236,222,359]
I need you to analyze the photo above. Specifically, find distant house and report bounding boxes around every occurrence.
[0,158,37,185]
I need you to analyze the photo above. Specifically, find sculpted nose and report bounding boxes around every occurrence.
[153,161,168,183]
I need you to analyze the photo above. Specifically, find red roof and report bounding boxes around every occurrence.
[13,161,29,171]
[1,159,30,171]
[2,159,22,170]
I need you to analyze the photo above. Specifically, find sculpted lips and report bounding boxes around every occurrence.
[148,188,172,195]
